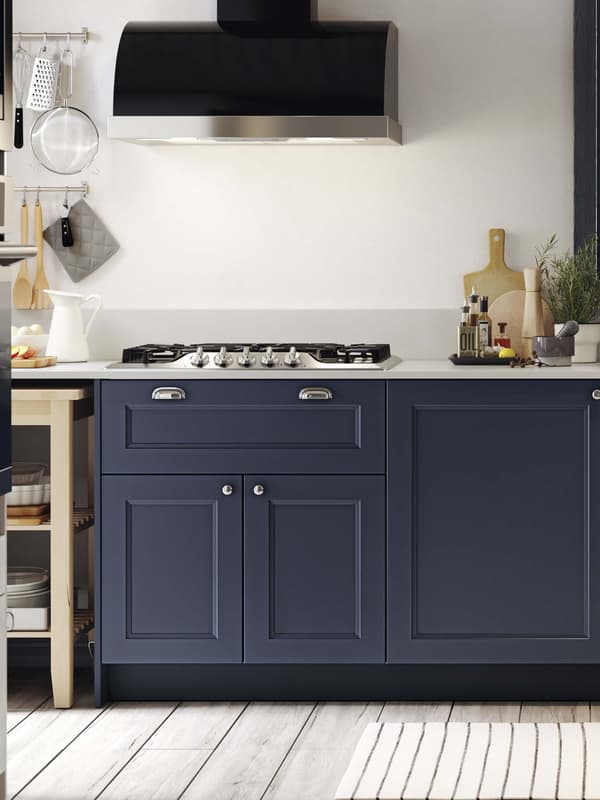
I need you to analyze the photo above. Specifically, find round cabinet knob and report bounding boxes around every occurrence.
[222,485,234,496]
[253,484,265,496]
[593,390,600,401]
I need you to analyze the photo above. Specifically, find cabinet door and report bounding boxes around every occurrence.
[388,380,600,664]
[102,476,242,663]
[244,476,385,663]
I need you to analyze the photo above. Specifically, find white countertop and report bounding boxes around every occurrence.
[10,360,600,380]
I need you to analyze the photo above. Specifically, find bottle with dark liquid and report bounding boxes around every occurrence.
[478,296,493,351]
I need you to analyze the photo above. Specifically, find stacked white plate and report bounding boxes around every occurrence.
[7,567,50,631]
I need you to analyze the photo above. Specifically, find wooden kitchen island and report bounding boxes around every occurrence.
[10,384,95,708]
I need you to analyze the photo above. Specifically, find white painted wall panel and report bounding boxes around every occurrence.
[8,0,573,310]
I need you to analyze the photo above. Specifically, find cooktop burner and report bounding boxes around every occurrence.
[109,343,400,371]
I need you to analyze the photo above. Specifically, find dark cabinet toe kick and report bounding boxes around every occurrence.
[104,664,600,704]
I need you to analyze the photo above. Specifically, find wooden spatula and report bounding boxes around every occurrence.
[31,200,51,310]
[12,201,32,309]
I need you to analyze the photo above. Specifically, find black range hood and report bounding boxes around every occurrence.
[108,0,402,145]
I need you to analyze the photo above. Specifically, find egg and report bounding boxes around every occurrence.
[29,324,45,335]
[17,326,32,336]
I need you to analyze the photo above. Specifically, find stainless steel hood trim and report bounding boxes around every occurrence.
[107,115,403,145]
[0,245,37,267]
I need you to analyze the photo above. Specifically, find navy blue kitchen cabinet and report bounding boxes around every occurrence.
[244,476,386,663]
[388,381,600,664]
[101,476,243,663]
[101,380,385,475]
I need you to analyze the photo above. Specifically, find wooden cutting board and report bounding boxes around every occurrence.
[463,229,525,305]
[7,513,50,526]
[11,356,57,369]
[7,504,49,518]
[489,290,554,356]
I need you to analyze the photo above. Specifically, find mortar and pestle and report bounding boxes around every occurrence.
[532,321,579,366]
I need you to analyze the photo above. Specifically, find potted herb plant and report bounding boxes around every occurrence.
[537,234,600,362]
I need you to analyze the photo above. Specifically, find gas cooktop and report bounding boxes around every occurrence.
[107,343,401,371]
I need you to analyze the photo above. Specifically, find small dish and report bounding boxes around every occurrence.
[8,567,49,594]
[12,334,49,355]
[6,477,51,506]
[12,463,46,485]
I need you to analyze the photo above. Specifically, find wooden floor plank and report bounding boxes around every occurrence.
[181,703,314,800]
[99,749,211,800]
[263,703,382,800]
[14,702,176,800]
[450,703,521,722]
[380,703,452,723]
[7,710,32,732]
[7,689,106,800]
[520,703,591,722]
[146,702,247,750]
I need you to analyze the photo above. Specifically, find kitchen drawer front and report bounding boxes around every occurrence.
[101,380,385,474]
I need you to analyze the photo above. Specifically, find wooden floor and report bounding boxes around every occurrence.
[6,671,600,800]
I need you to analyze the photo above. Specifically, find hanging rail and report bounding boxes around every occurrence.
[15,183,89,198]
[13,28,89,45]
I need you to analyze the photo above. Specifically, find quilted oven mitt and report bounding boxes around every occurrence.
[43,199,120,283]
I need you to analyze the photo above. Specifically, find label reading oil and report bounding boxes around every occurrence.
[458,325,479,357]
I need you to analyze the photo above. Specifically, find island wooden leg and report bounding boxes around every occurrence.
[50,399,74,709]
[87,416,95,612]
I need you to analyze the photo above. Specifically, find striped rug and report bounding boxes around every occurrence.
[335,722,600,800]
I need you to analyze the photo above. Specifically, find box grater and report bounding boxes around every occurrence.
[26,47,60,111]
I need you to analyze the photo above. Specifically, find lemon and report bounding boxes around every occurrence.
[498,348,516,359]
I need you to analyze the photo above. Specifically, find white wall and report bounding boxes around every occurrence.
[10,0,574,311]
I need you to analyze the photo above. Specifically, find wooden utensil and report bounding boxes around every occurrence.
[463,229,525,306]
[489,290,554,356]
[31,200,51,309]
[12,201,32,309]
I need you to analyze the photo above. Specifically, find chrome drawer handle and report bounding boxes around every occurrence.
[299,387,333,401]
[152,387,187,401]
[593,390,600,401]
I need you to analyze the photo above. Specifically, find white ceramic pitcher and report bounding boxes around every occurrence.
[44,290,102,363]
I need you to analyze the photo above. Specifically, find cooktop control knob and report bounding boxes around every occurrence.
[238,346,256,368]
[285,346,301,368]
[191,346,208,368]
[261,346,279,368]
[214,346,233,368]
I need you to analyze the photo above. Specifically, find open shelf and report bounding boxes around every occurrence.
[6,508,94,533]
[7,629,50,639]
[7,611,94,641]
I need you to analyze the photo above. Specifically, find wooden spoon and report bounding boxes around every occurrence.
[31,200,50,310]
[12,201,32,309]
